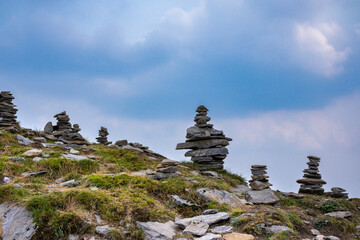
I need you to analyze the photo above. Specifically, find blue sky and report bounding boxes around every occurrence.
[1,1,360,196]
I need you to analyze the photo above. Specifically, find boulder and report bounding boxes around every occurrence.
[0,202,37,240]
[136,221,177,240]
[44,122,53,134]
[22,149,42,157]
[16,135,34,146]
[245,188,279,204]
[183,221,209,236]
[230,185,251,196]
[175,212,229,229]
[223,233,255,240]
[197,188,246,207]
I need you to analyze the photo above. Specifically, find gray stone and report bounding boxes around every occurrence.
[177,139,229,150]
[231,185,251,196]
[261,224,291,234]
[8,156,24,163]
[33,157,43,162]
[69,148,80,155]
[171,195,200,207]
[16,135,34,146]
[131,169,156,176]
[281,192,305,199]
[184,220,209,236]
[3,176,12,183]
[324,211,352,218]
[324,236,340,240]
[194,233,221,240]
[44,122,53,134]
[22,149,42,157]
[60,179,75,187]
[185,148,229,157]
[62,154,88,161]
[95,225,115,236]
[114,139,128,146]
[203,209,218,215]
[311,229,321,235]
[69,234,80,240]
[13,184,21,188]
[137,221,177,240]
[175,212,230,229]
[197,188,246,207]
[157,166,178,173]
[0,202,37,240]
[210,225,233,234]
[34,137,46,143]
[245,188,279,204]
[249,180,272,190]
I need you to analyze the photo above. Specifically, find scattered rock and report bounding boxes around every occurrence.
[171,195,200,207]
[69,234,80,240]
[324,211,352,218]
[194,233,221,240]
[33,137,46,143]
[325,187,349,199]
[223,233,255,240]
[281,192,305,199]
[200,171,222,179]
[60,179,75,187]
[114,139,128,147]
[175,212,230,228]
[0,202,37,240]
[148,159,181,180]
[323,236,340,240]
[197,188,246,207]
[203,209,218,215]
[183,220,209,236]
[210,225,233,234]
[62,154,89,161]
[22,170,48,177]
[260,224,291,234]
[231,185,251,196]
[22,149,42,157]
[16,135,34,146]
[8,156,24,163]
[245,188,279,204]
[311,229,321,236]
[33,157,43,162]
[136,221,177,240]
[3,176,13,183]
[90,187,98,191]
[95,225,115,236]
[69,148,79,155]
[13,184,22,188]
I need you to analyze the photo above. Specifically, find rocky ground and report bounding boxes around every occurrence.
[0,129,359,240]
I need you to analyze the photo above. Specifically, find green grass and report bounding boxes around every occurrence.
[0,185,30,203]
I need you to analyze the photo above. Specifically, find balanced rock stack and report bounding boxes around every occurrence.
[96,127,111,145]
[249,165,272,190]
[297,156,326,194]
[0,91,18,132]
[176,105,232,170]
[325,187,349,199]
[149,159,180,180]
[44,111,88,145]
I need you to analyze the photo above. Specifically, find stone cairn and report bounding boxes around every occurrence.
[325,187,349,199]
[176,105,232,170]
[96,126,111,145]
[44,111,87,145]
[249,165,272,190]
[297,156,326,194]
[149,159,180,180]
[0,91,18,132]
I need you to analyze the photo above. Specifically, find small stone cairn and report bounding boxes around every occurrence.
[325,187,349,199]
[44,111,87,145]
[149,159,180,180]
[176,105,232,170]
[0,91,18,132]
[96,126,111,145]
[297,156,326,194]
[249,165,272,190]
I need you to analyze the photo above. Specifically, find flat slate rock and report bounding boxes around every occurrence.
[185,147,229,157]
[324,211,352,218]
[175,212,230,229]
[197,188,246,207]
[137,221,177,240]
[183,220,209,236]
[194,233,221,240]
[245,188,279,205]
[62,154,89,161]
[0,202,37,240]
[210,225,233,234]
[223,233,255,240]
[261,224,291,234]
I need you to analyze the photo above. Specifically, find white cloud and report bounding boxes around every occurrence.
[295,23,350,77]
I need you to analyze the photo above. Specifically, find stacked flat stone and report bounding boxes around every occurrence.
[0,91,18,132]
[149,159,180,180]
[297,156,326,195]
[249,165,272,190]
[176,105,232,170]
[44,111,87,145]
[325,187,349,199]
[96,127,111,145]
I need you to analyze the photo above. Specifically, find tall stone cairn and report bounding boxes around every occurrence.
[176,105,232,170]
[249,165,272,190]
[96,126,111,145]
[297,156,326,194]
[0,91,18,132]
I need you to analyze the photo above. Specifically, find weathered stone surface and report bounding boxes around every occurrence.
[62,154,89,161]
[197,188,245,207]
[194,233,221,240]
[44,122,53,134]
[281,192,305,199]
[245,188,279,204]
[3,176,12,183]
[177,139,229,150]
[210,225,233,234]
[8,157,24,163]
[249,180,272,190]
[185,148,229,157]
[223,233,255,240]
[231,185,251,196]
[60,179,75,187]
[16,135,34,146]
[203,209,218,215]
[175,212,229,228]
[114,139,128,146]
[136,221,177,240]
[324,211,352,218]
[261,224,291,234]
[0,202,37,240]
[183,221,209,236]
[311,229,321,236]
[170,195,199,207]
[22,149,43,157]
[95,225,115,236]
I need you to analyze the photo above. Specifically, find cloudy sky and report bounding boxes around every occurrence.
[1,1,360,196]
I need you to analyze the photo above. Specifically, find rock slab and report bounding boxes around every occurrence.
[137,221,177,240]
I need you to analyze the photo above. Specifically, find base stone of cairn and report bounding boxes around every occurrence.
[96,127,111,145]
[325,187,349,199]
[44,111,88,145]
[148,159,181,180]
[297,156,326,195]
[0,91,18,132]
[249,165,272,190]
[176,105,232,170]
